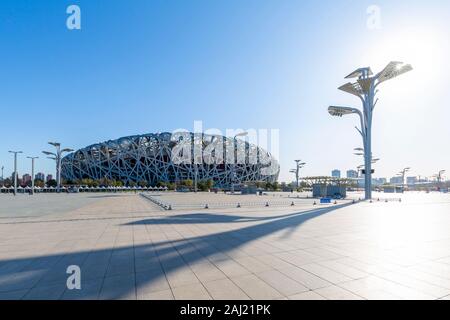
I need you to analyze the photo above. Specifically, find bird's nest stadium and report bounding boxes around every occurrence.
[61,132,279,187]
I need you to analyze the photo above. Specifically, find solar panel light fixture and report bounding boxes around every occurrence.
[328,61,412,200]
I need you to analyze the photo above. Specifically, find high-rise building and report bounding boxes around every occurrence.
[346,170,358,178]
[372,178,387,186]
[22,174,32,184]
[331,169,341,178]
[407,176,417,185]
[35,172,45,181]
[390,176,403,185]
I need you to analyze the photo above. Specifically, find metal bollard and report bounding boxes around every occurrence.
[265,202,269,207]
[237,203,241,208]
[204,204,209,209]
[291,201,295,206]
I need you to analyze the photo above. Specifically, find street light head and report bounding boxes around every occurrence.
[328,106,357,117]
[48,142,61,147]
[354,147,364,151]
[42,151,55,156]
[344,67,373,79]
[61,148,74,153]
[338,82,364,97]
[377,61,413,84]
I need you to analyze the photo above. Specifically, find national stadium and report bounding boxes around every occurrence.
[61,132,279,187]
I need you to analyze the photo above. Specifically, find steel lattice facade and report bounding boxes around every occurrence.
[61,132,279,187]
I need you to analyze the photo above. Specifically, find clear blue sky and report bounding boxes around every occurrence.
[1,0,449,182]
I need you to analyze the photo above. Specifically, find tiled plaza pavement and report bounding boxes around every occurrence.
[1,192,450,300]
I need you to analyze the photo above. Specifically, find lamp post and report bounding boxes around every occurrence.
[436,170,446,190]
[328,61,412,200]
[397,167,411,188]
[230,132,248,193]
[1,166,4,187]
[8,150,23,196]
[26,156,39,195]
[43,142,73,193]
[293,160,306,190]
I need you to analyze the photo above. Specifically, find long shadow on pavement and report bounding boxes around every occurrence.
[0,202,353,299]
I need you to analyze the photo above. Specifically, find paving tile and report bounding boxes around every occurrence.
[317,260,368,279]
[164,268,199,288]
[0,289,28,300]
[231,274,284,300]
[376,271,450,298]
[278,266,331,290]
[189,262,227,283]
[299,263,353,284]
[256,269,308,296]
[138,289,174,300]
[314,285,364,300]
[136,269,170,297]
[172,283,211,300]
[338,276,435,300]
[213,260,251,278]
[61,278,103,300]
[203,278,250,300]
[234,256,272,273]
[288,291,325,300]
[23,283,66,300]
[98,274,136,300]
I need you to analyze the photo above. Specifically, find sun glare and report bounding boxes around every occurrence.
[362,26,447,88]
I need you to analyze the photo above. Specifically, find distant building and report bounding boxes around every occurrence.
[331,169,341,178]
[346,170,358,178]
[46,174,53,182]
[372,178,387,186]
[22,174,32,184]
[35,172,45,181]
[407,176,417,185]
[390,176,403,185]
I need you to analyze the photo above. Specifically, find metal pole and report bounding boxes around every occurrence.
[14,153,17,196]
[231,137,236,194]
[31,158,35,194]
[57,145,61,193]
[194,164,198,193]
[27,157,38,195]
[8,151,22,196]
